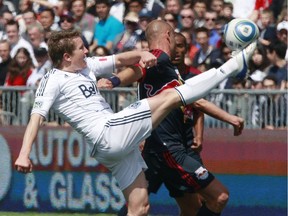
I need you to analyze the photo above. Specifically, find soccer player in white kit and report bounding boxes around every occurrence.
[15,30,256,216]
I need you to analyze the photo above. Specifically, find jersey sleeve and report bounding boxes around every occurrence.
[31,72,60,120]
[85,55,116,77]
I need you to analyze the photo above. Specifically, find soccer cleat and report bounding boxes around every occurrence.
[234,41,257,79]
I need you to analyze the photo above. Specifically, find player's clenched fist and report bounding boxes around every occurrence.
[15,156,33,173]
[139,51,157,69]
[97,78,114,89]
[233,116,244,136]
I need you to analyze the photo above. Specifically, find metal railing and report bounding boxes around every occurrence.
[0,86,287,129]
[202,89,287,129]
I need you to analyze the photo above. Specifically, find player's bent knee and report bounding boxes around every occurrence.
[217,191,229,207]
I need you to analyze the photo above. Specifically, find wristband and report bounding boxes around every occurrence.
[108,75,121,87]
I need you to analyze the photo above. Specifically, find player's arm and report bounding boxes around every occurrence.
[192,98,244,136]
[192,108,204,152]
[15,113,45,173]
[115,51,156,69]
[117,66,143,86]
[89,51,155,78]
[97,66,143,89]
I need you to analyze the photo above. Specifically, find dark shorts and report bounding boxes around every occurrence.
[143,148,215,198]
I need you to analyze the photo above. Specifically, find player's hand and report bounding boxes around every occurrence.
[139,51,157,69]
[15,156,33,173]
[97,78,113,89]
[191,137,203,153]
[232,116,244,136]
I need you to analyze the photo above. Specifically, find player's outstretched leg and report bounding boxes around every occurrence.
[174,41,257,105]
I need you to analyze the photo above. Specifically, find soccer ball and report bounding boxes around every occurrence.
[223,18,259,51]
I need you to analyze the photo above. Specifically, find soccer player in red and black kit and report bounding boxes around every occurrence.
[99,20,248,215]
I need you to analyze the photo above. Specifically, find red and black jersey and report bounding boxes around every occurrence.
[138,49,182,98]
[138,49,192,153]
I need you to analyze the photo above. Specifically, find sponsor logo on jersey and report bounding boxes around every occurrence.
[129,101,141,109]
[144,80,179,97]
[33,101,43,109]
[99,58,108,62]
[195,166,209,180]
[78,82,98,98]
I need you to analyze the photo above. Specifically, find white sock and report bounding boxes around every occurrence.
[175,54,243,105]
[218,54,240,76]
[175,68,229,105]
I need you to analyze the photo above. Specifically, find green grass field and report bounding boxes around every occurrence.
[0,213,115,216]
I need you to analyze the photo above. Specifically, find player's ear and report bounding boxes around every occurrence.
[167,30,172,43]
[167,30,171,38]
[63,53,71,62]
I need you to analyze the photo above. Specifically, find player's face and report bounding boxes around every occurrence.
[70,37,88,70]
[171,35,186,65]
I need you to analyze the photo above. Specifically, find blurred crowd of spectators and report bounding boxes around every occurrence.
[0,0,287,128]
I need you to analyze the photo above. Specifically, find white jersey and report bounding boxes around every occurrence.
[31,55,116,147]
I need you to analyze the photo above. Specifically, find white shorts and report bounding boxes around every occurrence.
[93,99,152,190]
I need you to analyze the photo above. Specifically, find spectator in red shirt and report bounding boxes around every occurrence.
[5,47,33,86]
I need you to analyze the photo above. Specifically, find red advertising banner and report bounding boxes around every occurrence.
[0,126,287,214]
[201,128,287,175]
[0,126,123,213]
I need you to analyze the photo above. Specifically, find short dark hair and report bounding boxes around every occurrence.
[263,74,278,84]
[195,26,209,36]
[96,0,111,6]
[193,0,208,8]
[6,19,19,30]
[34,47,48,57]
[267,40,287,59]
[223,2,233,10]
[39,7,55,19]
[0,8,12,17]
[175,32,188,50]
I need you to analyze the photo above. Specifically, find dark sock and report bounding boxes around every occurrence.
[197,203,221,216]
[117,204,128,216]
